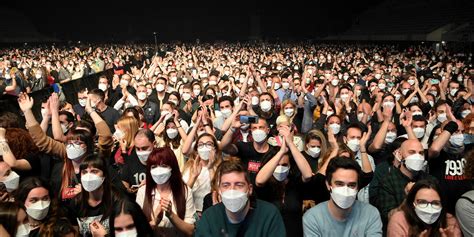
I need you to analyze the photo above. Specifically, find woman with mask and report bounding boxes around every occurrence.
[109,199,153,237]
[302,129,328,173]
[111,116,140,165]
[255,127,312,237]
[13,177,54,237]
[0,202,27,237]
[387,179,461,237]
[267,115,304,151]
[136,147,196,237]
[0,161,20,202]
[279,100,298,128]
[182,133,222,216]
[17,93,113,203]
[155,111,188,170]
[66,154,122,237]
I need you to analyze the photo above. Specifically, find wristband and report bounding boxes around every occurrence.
[444,121,458,134]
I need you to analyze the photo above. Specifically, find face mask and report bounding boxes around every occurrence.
[410,97,419,103]
[273,165,290,182]
[151,166,172,184]
[340,94,350,102]
[252,129,267,143]
[395,94,401,101]
[307,146,321,158]
[412,111,423,116]
[197,146,213,161]
[437,113,447,123]
[166,128,178,139]
[284,108,294,117]
[175,91,190,101]
[346,139,360,152]
[81,173,105,192]
[274,83,281,90]
[383,101,395,109]
[251,96,259,105]
[116,229,138,237]
[463,134,474,145]
[114,129,125,140]
[193,89,201,96]
[413,127,425,139]
[208,81,217,86]
[137,92,147,100]
[35,74,42,79]
[221,109,232,118]
[155,84,165,92]
[343,75,350,80]
[430,91,438,97]
[414,204,442,225]
[330,186,357,209]
[402,89,410,96]
[378,83,386,90]
[461,110,471,118]
[375,74,382,79]
[2,171,20,192]
[260,101,272,112]
[136,150,152,163]
[404,154,425,172]
[429,101,434,107]
[329,124,341,134]
[221,189,248,213]
[449,133,464,147]
[66,143,86,160]
[407,79,415,85]
[450,89,458,97]
[90,100,98,109]
[16,223,30,237]
[61,123,69,134]
[120,80,129,87]
[79,98,87,107]
[357,113,370,122]
[326,110,335,117]
[282,82,290,89]
[26,200,50,220]
[385,132,397,143]
[331,79,339,86]
[98,83,107,91]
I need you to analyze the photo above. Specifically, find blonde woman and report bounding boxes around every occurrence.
[112,116,140,165]
[268,115,304,151]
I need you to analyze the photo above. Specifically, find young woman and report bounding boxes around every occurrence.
[112,116,140,165]
[267,115,304,151]
[136,147,196,237]
[154,111,188,170]
[0,201,27,237]
[14,177,55,237]
[387,179,462,237]
[181,133,222,215]
[109,199,153,237]
[301,129,328,173]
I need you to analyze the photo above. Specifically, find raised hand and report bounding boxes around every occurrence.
[400,110,412,127]
[360,125,372,148]
[17,92,34,112]
[49,93,60,113]
[191,156,203,178]
[90,220,107,237]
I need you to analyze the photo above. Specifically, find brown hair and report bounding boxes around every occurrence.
[5,128,39,159]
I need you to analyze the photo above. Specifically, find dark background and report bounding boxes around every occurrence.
[1,0,382,42]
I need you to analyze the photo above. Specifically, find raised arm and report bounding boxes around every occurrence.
[369,105,392,153]
[255,140,287,187]
[359,126,373,173]
[49,93,68,142]
[281,126,312,182]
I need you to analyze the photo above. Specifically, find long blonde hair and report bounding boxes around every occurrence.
[117,116,140,148]
[183,133,222,176]
[280,99,297,121]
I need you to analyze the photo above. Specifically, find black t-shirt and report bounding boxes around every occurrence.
[235,142,278,185]
[98,106,120,133]
[120,150,146,187]
[303,151,319,174]
[429,148,472,214]
[67,199,111,237]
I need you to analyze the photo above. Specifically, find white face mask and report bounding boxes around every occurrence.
[221,108,232,118]
[273,165,290,182]
[251,129,267,143]
[260,101,272,112]
[326,111,334,117]
[61,123,69,134]
[193,89,201,96]
[343,75,350,80]
[385,132,397,144]
[375,74,382,79]
[413,127,425,139]
[307,147,321,158]
[346,139,360,152]
[137,92,147,101]
[357,113,370,122]
[284,108,294,117]
[383,101,395,109]
[414,204,442,225]
[161,111,172,121]
[182,93,191,101]
[98,83,107,91]
[2,171,20,192]
[26,200,50,220]
[16,223,30,237]
[412,111,423,116]
[114,129,125,140]
[208,81,217,86]
[81,173,105,192]
[378,83,386,90]
[328,124,341,134]
[120,79,129,87]
[330,186,357,209]
[407,79,415,85]
[395,94,401,101]
[273,83,281,90]
[437,113,447,123]
[221,189,248,213]
[282,82,290,90]
[404,154,426,172]
[155,84,165,92]
[340,94,350,102]
[449,133,464,147]
[251,96,259,105]
[461,110,471,118]
[79,98,87,107]
[136,150,152,163]
[197,146,213,161]
[66,143,87,160]
[115,228,138,237]
[450,88,458,97]
[331,79,339,86]
[402,89,410,96]
[151,166,172,184]
[166,128,179,139]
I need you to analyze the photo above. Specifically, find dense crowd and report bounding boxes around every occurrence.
[0,42,473,237]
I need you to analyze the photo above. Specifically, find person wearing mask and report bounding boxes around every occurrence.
[428,120,472,214]
[136,85,160,126]
[303,157,383,236]
[369,102,399,165]
[148,77,170,112]
[221,117,279,185]
[97,75,121,108]
[73,88,88,118]
[387,179,462,237]
[0,202,28,237]
[89,88,120,133]
[13,177,54,237]
[109,199,153,237]
[136,147,196,237]
[301,129,328,173]
[195,159,286,237]
[0,161,20,202]
[111,116,140,165]
[255,126,312,236]
[377,139,435,227]
[267,115,304,151]
[213,96,234,130]
[252,92,279,129]
[154,111,188,170]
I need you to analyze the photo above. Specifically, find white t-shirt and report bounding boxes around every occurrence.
[182,166,212,212]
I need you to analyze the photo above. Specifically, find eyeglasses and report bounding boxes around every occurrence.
[67,140,85,146]
[414,199,442,210]
[197,142,214,149]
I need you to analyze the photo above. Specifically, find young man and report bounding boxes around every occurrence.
[303,157,382,237]
[195,160,285,237]
[88,88,120,133]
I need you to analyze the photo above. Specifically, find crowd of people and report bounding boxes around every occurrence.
[0,42,473,237]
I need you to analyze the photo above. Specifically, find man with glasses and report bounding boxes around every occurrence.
[303,157,383,237]
[195,160,285,237]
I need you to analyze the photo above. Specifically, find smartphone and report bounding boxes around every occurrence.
[240,115,258,124]
[430,79,440,84]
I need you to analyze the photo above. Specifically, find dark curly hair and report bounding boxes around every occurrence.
[5,128,39,160]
